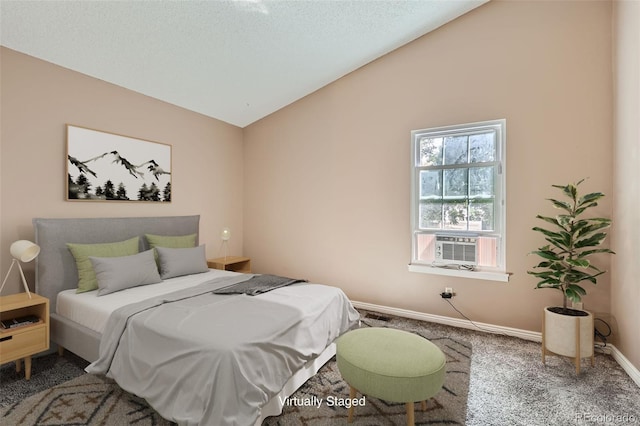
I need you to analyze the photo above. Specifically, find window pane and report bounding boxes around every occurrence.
[469,199,494,231]
[444,168,468,197]
[419,137,443,166]
[419,170,442,199]
[443,201,468,230]
[419,202,442,229]
[469,166,494,197]
[443,136,468,165]
[470,132,495,163]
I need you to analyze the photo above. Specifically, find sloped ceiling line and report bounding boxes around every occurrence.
[0,0,487,127]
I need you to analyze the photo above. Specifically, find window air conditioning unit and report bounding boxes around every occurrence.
[434,234,478,266]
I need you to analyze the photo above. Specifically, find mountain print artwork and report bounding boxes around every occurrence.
[67,125,172,202]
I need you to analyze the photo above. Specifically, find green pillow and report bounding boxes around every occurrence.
[145,233,197,249]
[67,237,140,293]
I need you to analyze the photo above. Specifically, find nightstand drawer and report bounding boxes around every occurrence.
[0,325,48,363]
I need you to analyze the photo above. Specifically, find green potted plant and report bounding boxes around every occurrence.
[527,179,614,373]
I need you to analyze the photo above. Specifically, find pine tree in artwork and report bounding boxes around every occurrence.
[163,182,172,202]
[138,183,150,201]
[75,175,91,198]
[68,174,79,199]
[116,182,129,200]
[103,180,115,199]
[149,182,161,202]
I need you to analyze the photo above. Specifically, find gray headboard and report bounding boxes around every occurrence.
[33,215,200,312]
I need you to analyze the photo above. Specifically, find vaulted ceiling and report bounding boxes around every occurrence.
[1,0,487,127]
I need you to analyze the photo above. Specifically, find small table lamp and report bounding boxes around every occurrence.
[221,227,231,261]
[0,240,41,298]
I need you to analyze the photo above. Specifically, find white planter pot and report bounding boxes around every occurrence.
[542,306,594,373]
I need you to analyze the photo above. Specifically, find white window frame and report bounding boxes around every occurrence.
[408,119,509,282]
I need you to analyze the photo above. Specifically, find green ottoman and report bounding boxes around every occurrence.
[336,327,446,425]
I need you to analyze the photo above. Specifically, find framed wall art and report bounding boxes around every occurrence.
[66,125,172,202]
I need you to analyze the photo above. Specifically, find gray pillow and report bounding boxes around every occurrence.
[90,249,162,296]
[156,245,209,279]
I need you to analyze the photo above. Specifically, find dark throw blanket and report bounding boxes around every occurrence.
[212,274,307,296]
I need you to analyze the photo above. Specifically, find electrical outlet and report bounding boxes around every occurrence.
[441,287,454,299]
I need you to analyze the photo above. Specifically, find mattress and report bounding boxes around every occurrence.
[87,275,359,425]
[56,269,238,334]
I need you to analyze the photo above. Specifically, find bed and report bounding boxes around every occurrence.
[33,215,359,425]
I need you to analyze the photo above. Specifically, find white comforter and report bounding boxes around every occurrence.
[86,274,359,426]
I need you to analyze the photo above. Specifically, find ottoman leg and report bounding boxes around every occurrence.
[421,400,427,411]
[406,401,415,426]
[348,386,357,423]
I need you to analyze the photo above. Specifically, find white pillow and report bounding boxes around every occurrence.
[90,249,162,296]
[156,245,209,279]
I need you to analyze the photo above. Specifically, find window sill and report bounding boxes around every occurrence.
[408,263,510,282]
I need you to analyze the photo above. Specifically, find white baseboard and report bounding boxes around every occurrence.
[352,300,542,342]
[609,344,640,388]
[351,300,640,388]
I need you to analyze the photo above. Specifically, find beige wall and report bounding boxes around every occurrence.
[244,1,614,332]
[0,47,244,295]
[612,0,640,371]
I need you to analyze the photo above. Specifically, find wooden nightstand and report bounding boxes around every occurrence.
[0,293,50,380]
[207,256,251,273]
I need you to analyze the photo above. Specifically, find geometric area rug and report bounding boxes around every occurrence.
[0,373,174,426]
[0,310,471,425]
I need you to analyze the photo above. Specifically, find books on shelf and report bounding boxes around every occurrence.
[0,314,40,330]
